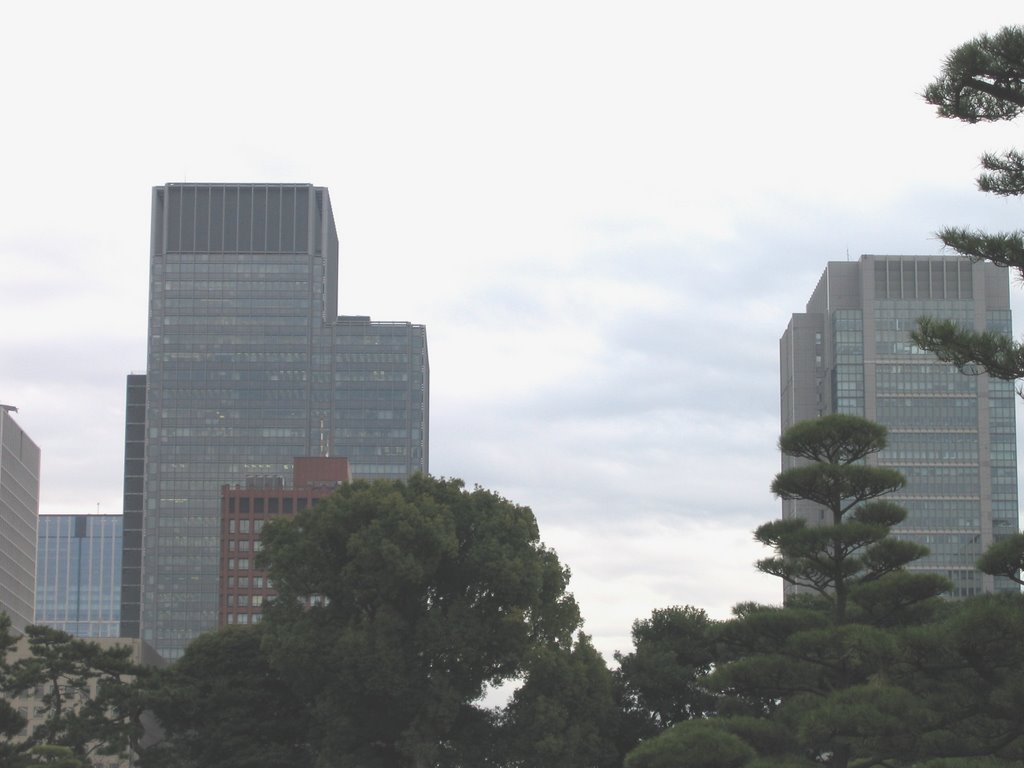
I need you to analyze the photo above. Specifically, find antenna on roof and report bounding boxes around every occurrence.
[319,418,329,457]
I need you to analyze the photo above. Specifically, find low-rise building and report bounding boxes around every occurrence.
[220,456,350,627]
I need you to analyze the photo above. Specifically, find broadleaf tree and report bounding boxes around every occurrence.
[256,474,581,768]
[614,605,717,733]
[499,631,621,768]
[137,625,313,768]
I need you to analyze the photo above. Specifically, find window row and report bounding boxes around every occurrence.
[876,398,978,427]
[225,594,264,607]
[225,575,266,589]
[228,497,321,515]
[225,539,263,553]
[227,519,266,534]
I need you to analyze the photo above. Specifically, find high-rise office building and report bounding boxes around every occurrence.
[781,255,1018,597]
[0,406,40,632]
[35,514,122,638]
[125,184,429,659]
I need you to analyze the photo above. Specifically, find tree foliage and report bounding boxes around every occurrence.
[619,413,1024,768]
[759,414,947,625]
[913,26,1024,381]
[0,614,28,766]
[923,26,1024,123]
[621,416,956,768]
[137,626,312,768]
[0,623,146,768]
[976,532,1024,585]
[888,594,1024,763]
[615,605,717,732]
[624,720,756,768]
[22,744,86,767]
[500,632,621,768]
[257,474,581,768]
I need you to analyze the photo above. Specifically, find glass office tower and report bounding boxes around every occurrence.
[127,184,428,659]
[36,515,122,637]
[780,255,1018,598]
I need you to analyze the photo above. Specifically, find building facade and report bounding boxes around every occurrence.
[126,183,428,659]
[780,255,1019,597]
[219,456,350,627]
[0,406,40,632]
[35,514,122,638]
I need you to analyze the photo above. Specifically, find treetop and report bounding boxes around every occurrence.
[778,414,888,465]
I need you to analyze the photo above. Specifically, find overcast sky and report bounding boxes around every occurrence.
[3,2,1024,661]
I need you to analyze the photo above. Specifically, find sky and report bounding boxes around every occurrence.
[3,2,1024,662]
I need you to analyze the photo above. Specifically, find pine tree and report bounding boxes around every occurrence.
[913,26,1024,380]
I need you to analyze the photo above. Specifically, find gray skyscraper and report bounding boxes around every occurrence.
[125,184,429,659]
[780,255,1019,597]
[0,406,40,632]
[36,514,122,638]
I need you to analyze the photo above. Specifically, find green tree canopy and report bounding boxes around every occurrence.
[623,416,953,768]
[499,631,621,768]
[759,414,947,625]
[0,624,146,768]
[976,532,1024,585]
[137,625,312,768]
[257,474,581,768]
[0,614,28,766]
[624,720,757,768]
[923,26,1024,123]
[614,605,717,732]
[888,594,1024,763]
[22,744,86,768]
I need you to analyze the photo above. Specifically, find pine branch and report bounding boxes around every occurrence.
[977,150,1024,196]
[936,227,1024,273]
[912,317,1024,381]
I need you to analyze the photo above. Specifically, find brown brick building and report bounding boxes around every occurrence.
[219,457,350,626]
